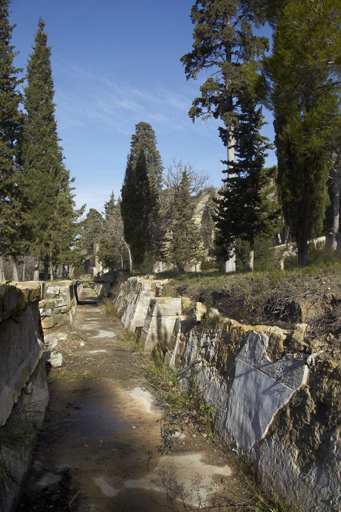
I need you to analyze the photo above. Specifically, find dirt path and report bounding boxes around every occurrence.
[17,287,250,512]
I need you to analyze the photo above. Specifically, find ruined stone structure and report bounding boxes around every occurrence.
[114,276,341,512]
[0,279,82,511]
[0,283,49,512]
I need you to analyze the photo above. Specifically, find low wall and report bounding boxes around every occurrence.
[0,283,49,512]
[39,280,80,331]
[114,276,341,512]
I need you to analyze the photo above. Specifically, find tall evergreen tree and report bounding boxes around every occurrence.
[0,0,24,279]
[129,122,164,252]
[130,122,163,194]
[164,169,203,272]
[181,0,269,171]
[77,208,104,256]
[98,192,131,271]
[121,149,151,267]
[21,19,82,279]
[263,0,341,266]
[215,92,280,270]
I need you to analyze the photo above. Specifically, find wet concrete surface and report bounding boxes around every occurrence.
[17,287,250,512]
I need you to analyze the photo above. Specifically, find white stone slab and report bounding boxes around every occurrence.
[225,331,308,452]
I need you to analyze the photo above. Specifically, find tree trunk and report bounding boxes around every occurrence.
[33,262,39,281]
[11,257,19,281]
[22,258,26,281]
[49,253,53,281]
[0,256,5,281]
[331,150,341,250]
[248,240,255,271]
[122,238,132,274]
[297,239,308,267]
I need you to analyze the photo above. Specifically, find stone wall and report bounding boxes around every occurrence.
[114,276,341,512]
[39,280,80,331]
[0,283,49,512]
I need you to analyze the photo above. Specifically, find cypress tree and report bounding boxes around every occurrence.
[121,149,151,267]
[0,0,24,278]
[21,19,81,279]
[263,0,341,266]
[130,122,164,253]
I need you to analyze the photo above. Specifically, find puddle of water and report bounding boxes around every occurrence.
[88,350,107,353]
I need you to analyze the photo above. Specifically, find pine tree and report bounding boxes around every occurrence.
[215,93,281,270]
[98,192,131,271]
[78,208,104,257]
[0,0,24,279]
[181,0,269,169]
[21,19,82,279]
[165,169,203,272]
[121,149,151,267]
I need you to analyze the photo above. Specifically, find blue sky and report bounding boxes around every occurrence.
[9,0,276,214]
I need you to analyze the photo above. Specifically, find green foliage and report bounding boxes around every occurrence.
[129,122,164,253]
[215,90,281,270]
[20,19,83,278]
[0,0,25,263]
[181,0,269,159]
[121,150,151,267]
[98,193,130,270]
[144,350,216,452]
[164,169,204,272]
[77,208,104,253]
[263,0,341,266]
[235,236,276,272]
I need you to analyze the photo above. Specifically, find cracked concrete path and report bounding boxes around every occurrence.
[18,287,250,512]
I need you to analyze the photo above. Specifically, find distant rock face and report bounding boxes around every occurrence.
[115,276,341,512]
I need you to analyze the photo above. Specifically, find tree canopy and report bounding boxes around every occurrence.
[181,0,269,168]
[0,0,24,277]
[262,0,341,265]
[21,19,83,279]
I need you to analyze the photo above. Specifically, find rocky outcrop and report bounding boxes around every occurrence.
[115,276,341,512]
[0,283,49,512]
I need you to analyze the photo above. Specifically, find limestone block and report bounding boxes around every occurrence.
[193,302,207,322]
[141,297,182,353]
[291,323,309,351]
[41,315,59,330]
[225,331,308,452]
[12,282,43,303]
[0,300,44,426]
[48,352,63,367]
[119,278,156,332]
[0,361,48,512]
[0,285,26,323]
